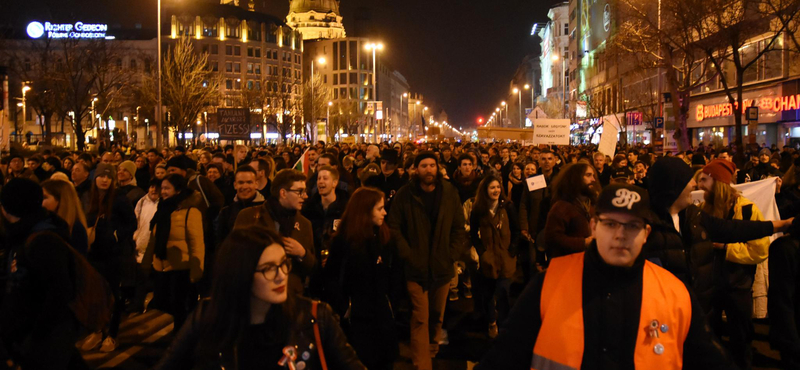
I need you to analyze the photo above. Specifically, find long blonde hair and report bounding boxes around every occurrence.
[701,179,740,219]
[41,179,88,234]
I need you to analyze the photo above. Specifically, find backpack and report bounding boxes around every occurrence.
[26,231,114,332]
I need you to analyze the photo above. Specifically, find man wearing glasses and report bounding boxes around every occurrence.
[477,184,737,370]
[234,169,315,296]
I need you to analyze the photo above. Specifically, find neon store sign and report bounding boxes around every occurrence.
[26,21,111,40]
[696,94,800,121]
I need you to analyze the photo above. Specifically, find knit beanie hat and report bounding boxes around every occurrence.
[94,163,117,182]
[414,151,439,168]
[702,159,737,184]
[1,178,43,218]
[166,156,188,171]
[646,157,695,214]
[118,160,136,177]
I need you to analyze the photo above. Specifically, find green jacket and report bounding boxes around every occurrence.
[388,179,467,286]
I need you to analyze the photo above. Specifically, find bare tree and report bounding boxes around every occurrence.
[302,73,333,140]
[144,37,221,147]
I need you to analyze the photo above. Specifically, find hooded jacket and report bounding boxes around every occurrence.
[142,191,205,283]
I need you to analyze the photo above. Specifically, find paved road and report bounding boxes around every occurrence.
[79,297,783,369]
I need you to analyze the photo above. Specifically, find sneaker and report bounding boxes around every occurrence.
[448,290,459,301]
[99,337,118,353]
[488,322,499,339]
[463,286,473,299]
[80,332,103,351]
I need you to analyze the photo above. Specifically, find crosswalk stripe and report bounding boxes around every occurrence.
[97,322,174,369]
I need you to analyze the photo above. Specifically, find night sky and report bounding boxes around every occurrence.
[2,0,560,130]
[266,0,557,129]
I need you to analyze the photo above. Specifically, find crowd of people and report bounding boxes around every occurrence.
[2,139,800,369]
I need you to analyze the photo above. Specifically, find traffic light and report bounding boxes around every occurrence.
[477,117,483,125]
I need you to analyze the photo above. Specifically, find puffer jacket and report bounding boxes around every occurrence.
[142,192,205,283]
[643,204,774,314]
[387,179,468,286]
[153,296,366,370]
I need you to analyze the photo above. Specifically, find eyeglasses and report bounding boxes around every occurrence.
[256,258,292,281]
[286,188,307,197]
[597,218,645,233]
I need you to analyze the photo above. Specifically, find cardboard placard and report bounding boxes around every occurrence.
[526,175,547,192]
[532,119,570,146]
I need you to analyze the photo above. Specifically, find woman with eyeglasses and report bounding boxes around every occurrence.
[142,174,205,333]
[154,228,366,370]
[323,187,398,370]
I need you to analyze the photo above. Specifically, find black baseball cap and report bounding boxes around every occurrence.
[595,184,653,223]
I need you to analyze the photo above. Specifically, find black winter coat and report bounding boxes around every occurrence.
[387,180,467,287]
[153,297,366,370]
[643,204,774,313]
[86,192,137,262]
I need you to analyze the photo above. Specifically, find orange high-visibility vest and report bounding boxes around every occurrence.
[531,252,692,370]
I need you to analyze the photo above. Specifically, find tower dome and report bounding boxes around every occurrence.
[286,0,346,40]
[289,0,340,15]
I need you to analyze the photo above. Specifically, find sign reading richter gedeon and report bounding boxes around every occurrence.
[217,109,251,140]
[532,119,571,146]
[27,21,110,40]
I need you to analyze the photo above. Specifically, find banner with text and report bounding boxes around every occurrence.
[532,119,570,146]
[217,108,251,140]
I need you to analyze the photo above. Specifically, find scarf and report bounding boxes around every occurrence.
[150,189,194,260]
[266,197,297,237]
[509,174,524,185]
[455,170,478,186]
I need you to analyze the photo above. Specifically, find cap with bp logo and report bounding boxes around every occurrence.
[27,22,45,39]
[595,184,653,223]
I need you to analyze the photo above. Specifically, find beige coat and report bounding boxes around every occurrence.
[143,193,205,282]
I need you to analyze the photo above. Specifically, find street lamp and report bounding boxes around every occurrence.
[401,92,408,137]
[365,42,384,140]
[501,101,507,127]
[310,56,326,129]
[513,87,522,128]
[21,85,30,133]
[524,84,533,114]
[157,0,163,148]
[552,54,567,118]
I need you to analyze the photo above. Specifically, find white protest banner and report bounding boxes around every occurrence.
[532,119,570,146]
[597,121,618,157]
[526,175,547,192]
[690,177,779,221]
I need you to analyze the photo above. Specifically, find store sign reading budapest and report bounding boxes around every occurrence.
[27,21,110,40]
[696,94,800,121]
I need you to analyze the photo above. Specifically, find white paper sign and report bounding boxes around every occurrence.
[526,175,547,192]
[532,119,570,146]
[598,122,619,157]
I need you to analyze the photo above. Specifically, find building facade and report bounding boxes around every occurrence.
[286,0,346,41]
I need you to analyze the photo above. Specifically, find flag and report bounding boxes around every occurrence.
[691,177,780,221]
[292,148,310,175]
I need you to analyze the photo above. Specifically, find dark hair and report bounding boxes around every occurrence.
[88,173,118,218]
[250,158,271,174]
[162,173,188,193]
[234,165,258,179]
[319,153,339,167]
[212,153,227,161]
[457,153,474,166]
[472,175,509,218]
[551,163,598,204]
[335,187,390,245]
[271,169,307,197]
[196,228,293,357]
[147,149,159,155]
[206,163,223,174]
[148,178,162,189]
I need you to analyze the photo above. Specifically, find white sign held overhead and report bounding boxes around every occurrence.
[598,121,618,157]
[532,118,570,146]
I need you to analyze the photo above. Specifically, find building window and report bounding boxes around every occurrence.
[255,64,261,75]
[130,59,137,69]
[226,62,233,72]
[249,23,262,41]
[247,63,254,74]
[211,44,218,54]
[178,21,194,36]
[255,48,261,58]
[226,79,233,90]
[234,46,241,56]
[203,23,218,37]
[564,23,569,36]
[234,79,242,90]
[226,24,241,39]
[211,61,218,72]
[202,45,209,54]
[226,45,232,55]
[334,89,338,99]
[234,63,241,73]
[340,73,346,84]
[247,80,254,90]
[255,81,261,90]
[248,47,254,57]
[323,75,327,84]
[333,74,338,85]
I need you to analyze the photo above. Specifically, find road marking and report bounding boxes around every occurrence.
[96,322,174,369]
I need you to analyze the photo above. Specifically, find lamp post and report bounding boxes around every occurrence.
[401,92,408,138]
[513,87,522,128]
[552,54,567,118]
[414,100,421,137]
[501,101,507,127]
[157,0,163,148]
[310,57,326,133]
[21,85,30,135]
[365,42,384,140]
[327,101,332,140]
[91,97,98,130]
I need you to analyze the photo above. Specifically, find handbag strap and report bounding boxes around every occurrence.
[195,176,210,207]
[311,301,328,370]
